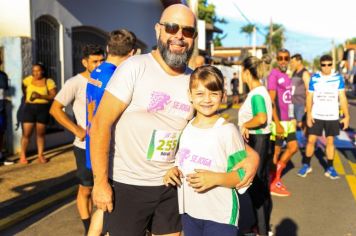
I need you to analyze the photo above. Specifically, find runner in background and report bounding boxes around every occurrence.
[298,54,350,179]
[267,49,298,197]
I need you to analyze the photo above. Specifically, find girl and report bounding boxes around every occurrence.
[164,65,252,236]
[238,56,273,236]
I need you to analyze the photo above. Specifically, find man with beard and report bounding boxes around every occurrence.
[268,49,298,197]
[89,4,259,235]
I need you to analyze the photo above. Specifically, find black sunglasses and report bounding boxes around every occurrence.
[321,63,332,67]
[277,56,290,62]
[159,22,196,38]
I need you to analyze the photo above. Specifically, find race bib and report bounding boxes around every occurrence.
[147,130,180,162]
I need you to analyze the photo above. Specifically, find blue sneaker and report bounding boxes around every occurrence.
[297,164,312,177]
[324,166,340,180]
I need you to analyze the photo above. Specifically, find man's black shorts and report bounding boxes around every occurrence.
[103,181,182,236]
[307,119,340,137]
[73,146,93,187]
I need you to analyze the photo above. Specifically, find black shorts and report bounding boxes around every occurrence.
[307,119,340,137]
[275,132,297,146]
[73,146,93,187]
[22,103,50,124]
[103,181,182,236]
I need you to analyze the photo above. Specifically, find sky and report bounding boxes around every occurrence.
[208,0,356,61]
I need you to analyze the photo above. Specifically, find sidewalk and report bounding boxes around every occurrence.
[0,144,78,231]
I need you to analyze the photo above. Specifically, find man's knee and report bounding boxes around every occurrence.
[78,185,92,198]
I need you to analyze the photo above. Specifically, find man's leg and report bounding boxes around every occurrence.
[298,134,317,177]
[73,146,94,234]
[324,136,340,179]
[274,140,298,183]
[77,185,93,233]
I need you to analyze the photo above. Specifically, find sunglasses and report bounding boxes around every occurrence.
[321,63,332,67]
[277,56,290,62]
[159,22,196,38]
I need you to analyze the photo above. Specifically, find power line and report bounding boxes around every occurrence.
[232,2,266,37]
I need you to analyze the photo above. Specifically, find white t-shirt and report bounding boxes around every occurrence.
[238,86,272,134]
[309,72,344,120]
[176,118,246,226]
[55,74,87,149]
[105,53,194,186]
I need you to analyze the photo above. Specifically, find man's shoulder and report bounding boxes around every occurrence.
[0,70,7,79]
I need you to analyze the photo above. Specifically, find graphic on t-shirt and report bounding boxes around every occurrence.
[147,91,171,112]
[176,147,213,172]
[282,89,292,104]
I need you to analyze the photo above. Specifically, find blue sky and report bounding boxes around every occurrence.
[208,0,355,61]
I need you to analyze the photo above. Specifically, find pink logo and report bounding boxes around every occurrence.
[147,91,171,112]
[176,148,191,167]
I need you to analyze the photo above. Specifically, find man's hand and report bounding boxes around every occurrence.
[307,113,314,128]
[340,116,350,130]
[276,122,285,138]
[187,169,218,193]
[163,166,183,187]
[92,182,113,212]
[233,145,259,189]
[75,126,86,141]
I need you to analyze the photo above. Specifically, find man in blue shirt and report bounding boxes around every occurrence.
[298,54,350,179]
[85,29,136,235]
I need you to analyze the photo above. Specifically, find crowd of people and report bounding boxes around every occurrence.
[0,3,353,236]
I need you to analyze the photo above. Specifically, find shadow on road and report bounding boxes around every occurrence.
[275,218,298,236]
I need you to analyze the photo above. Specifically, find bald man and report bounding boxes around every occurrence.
[90,4,259,235]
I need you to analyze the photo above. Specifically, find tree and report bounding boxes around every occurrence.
[197,0,226,24]
[213,34,227,47]
[346,37,356,44]
[240,23,255,45]
[265,23,285,54]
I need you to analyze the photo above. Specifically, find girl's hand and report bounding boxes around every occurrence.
[241,124,249,141]
[163,166,183,187]
[187,169,219,193]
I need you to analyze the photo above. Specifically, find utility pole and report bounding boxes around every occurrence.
[269,18,273,54]
[252,26,256,56]
[188,0,199,67]
[332,39,336,71]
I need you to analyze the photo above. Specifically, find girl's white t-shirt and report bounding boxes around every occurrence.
[176,117,246,226]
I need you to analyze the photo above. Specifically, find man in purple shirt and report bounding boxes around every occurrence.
[267,49,298,197]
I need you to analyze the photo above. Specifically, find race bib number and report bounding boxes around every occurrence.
[147,130,180,162]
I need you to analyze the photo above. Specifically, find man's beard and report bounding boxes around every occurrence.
[279,65,288,73]
[157,36,194,69]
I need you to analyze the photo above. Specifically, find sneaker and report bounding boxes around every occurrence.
[270,181,291,197]
[297,164,312,177]
[324,166,340,180]
[0,157,14,166]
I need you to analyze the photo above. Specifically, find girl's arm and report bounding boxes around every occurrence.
[187,169,240,193]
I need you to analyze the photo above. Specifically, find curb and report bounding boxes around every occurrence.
[0,185,77,231]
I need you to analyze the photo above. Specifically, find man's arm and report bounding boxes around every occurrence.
[268,90,285,137]
[339,90,350,130]
[50,100,85,140]
[302,70,311,92]
[306,91,314,127]
[90,91,128,212]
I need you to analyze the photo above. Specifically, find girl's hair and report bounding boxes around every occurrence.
[242,56,268,80]
[190,65,224,93]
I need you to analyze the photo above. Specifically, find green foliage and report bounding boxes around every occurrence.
[346,37,356,44]
[264,24,285,53]
[197,0,227,24]
[213,33,227,47]
[240,23,255,45]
